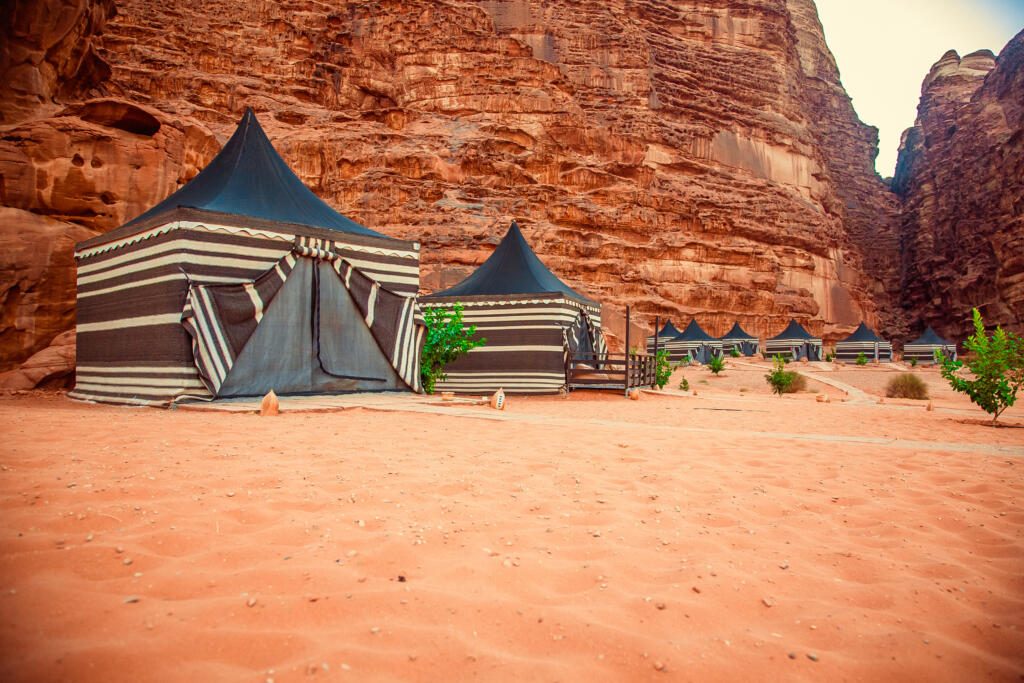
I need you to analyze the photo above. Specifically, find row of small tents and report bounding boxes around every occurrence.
[646,319,957,364]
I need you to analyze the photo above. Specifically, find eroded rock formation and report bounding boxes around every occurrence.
[893,32,1024,340]
[2,0,942,380]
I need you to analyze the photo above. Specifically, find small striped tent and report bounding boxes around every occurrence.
[71,108,424,406]
[764,319,823,361]
[903,326,957,364]
[421,221,605,394]
[646,320,680,355]
[665,319,723,364]
[719,321,759,357]
[835,322,892,362]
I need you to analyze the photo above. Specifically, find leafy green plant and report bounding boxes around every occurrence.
[678,376,689,391]
[909,357,918,368]
[855,352,868,366]
[654,349,673,389]
[765,354,802,396]
[729,347,741,358]
[825,351,835,362]
[886,373,929,400]
[708,354,725,375]
[936,308,1024,424]
[420,303,486,394]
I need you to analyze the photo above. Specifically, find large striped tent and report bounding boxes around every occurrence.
[903,326,957,364]
[835,322,893,362]
[764,319,823,361]
[665,319,723,364]
[421,221,606,394]
[646,320,681,355]
[71,108,424,406]
[719,321,759,357]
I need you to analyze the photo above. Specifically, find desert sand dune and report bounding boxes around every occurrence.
[0,368,1022,682]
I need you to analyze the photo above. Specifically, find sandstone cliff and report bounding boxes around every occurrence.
[2,0,903,376]
[893,32,1024,340]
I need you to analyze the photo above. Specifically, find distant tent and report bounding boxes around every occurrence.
[764,319,823,361]
[646,320,680,355]
[719,322,759,357]
[420,221,606,394]
[71,108,424,406]
[835,322,893,362]
[666,319,723,364]
[903,326,956,364]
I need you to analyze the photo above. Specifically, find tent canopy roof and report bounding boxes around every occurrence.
[839,322,886,343]
[720,321,757,340]
[908,326,953,346]
[426,221,596,305]
[769,319,819,341]
[674,319,718,342]
[107,108,384,239]
[655,321,681,337]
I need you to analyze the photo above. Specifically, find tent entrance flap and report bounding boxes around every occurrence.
[216,259,404,397]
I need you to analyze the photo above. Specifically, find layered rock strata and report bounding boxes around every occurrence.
[894,33,1024,340]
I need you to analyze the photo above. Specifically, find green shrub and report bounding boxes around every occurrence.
[729,347,741,358]
[785,374,808,393]
[420,303,486,394]
[825,351,835,362]
[765,355,798,396]
[886,373,929,400]
[937,308,1024,423]
[708,354,725,375]
[855,352,868,366]
[654,349,673,389]
[678,376,690,391]
[909,357,918,368]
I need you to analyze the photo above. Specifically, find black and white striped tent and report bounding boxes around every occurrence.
[719,321,760,357]
[764,319,823,361]
[646,320,681,355]
[421,221,606,394]
[665,319,723,364]
[903,326,957,364]
[835,322,893,362]
[70,108,424,406]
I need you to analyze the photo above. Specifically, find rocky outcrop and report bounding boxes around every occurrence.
[894,32,1024,339]
[0,329,76,389]
[0,0,116,125]
[2,0,912,379]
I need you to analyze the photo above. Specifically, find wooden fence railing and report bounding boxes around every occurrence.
[566,352,656,396]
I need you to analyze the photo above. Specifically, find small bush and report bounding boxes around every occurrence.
[678,377,689,391]
[654,349,673,389]
[420,303,487,394]
[729,347,741,358]
[909,357,918,368]
[708,355,725,375]
[886,373,929,400]
[855,352,868,366]
[825,351,835,362]
[766,355,801,396]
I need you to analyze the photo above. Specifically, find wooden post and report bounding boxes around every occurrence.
[653,315,660,390]
[624,305,631,397]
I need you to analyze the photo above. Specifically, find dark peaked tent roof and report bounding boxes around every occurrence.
[769,319,819,341]
[840,322,885,343]
[656,321,681,337]
[674,319,718,342]
[428,221,596,305]
[908,326,953,346]
[720,321,757,340]
[115,108,383,238]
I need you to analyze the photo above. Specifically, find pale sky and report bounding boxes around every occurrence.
[814,0,1024,177]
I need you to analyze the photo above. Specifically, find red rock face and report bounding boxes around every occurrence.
[894,33,1024,340]
[1,0,923,376]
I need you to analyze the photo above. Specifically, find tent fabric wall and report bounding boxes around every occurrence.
[719,322,760,357]
[903,327,957,364]
[646,321,681,355]
[71,222,421,405]
[664,320,723,364]
[765,319,823,361]
[422,295,604,394]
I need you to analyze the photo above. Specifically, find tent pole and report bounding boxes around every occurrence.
[625,305,631,397]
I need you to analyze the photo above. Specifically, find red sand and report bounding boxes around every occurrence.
[1,369,1022,682]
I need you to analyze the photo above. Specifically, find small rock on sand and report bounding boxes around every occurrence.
[247,597,257,607]
[807,653,819,662]
[123,596,140,604]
